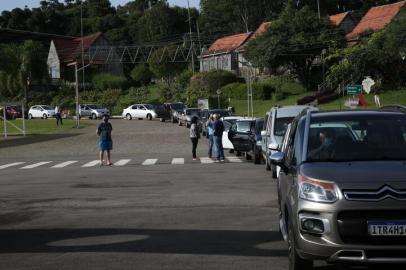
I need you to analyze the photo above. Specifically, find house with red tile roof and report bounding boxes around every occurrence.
[235,22,272,77]
[47,32,123,82]
[200,32,253,75]
[329,11,357,34]
[346,1,406,41]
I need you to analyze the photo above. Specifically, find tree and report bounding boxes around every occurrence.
[148,46,186,86]
[199,0,284,36]
[326,8,406,88]
[244,4,346,88]
[0,41,47,103]
[131,64,153,86]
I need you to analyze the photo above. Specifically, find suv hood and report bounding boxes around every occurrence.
[300,162,406,190]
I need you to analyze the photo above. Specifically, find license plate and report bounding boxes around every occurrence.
[368,221,406,236]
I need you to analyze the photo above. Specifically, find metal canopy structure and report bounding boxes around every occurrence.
[79,44,201,65]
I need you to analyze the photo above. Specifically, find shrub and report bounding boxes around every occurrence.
[128,87,149,103]
[92,73,128,90]
[317,92,340,104]
[131,64,153,86]
[273,91,286,102]
[297,95,316,105]
[190,70,238,95]
[221,81,276,100]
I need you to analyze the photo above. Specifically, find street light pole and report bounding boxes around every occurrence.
[75,63,80,128]
[317,0,321,19]
[187,0,195,73]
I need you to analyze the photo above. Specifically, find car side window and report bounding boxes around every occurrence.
[132,106,137,110]
[285,121,298,167]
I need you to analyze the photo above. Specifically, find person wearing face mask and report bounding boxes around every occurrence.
[96,114,113,166]
[308,129,336,160]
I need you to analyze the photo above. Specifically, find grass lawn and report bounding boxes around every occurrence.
[231,90,406,117]
[0,119,93,136]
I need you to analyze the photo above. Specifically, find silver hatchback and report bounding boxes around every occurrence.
[271,109,406,270]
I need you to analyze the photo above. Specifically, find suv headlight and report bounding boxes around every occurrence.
[298,175,340,203]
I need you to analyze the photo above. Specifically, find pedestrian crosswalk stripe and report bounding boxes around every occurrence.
[0,162,26,170]
[142,159,158,166]
[114,159,131,166]
[82,160,100,167]
[200,157,214,164]
[227,156,243,163]
[51,161,78,168]
[171,158,184,165]
[21,161,52,169]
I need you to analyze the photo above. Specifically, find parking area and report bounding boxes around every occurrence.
[0,118,404,270]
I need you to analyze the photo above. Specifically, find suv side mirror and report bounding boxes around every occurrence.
[269,143,279,151]
[261,130,267,136]
[270,152,289,173]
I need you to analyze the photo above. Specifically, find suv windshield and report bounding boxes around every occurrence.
[42,105,52,110]
[186,109,200,115]
[274,117,293,136]
[307,115,406,162]
[171,103,184,111]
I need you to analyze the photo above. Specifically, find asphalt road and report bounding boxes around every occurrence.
[0,119,400,270]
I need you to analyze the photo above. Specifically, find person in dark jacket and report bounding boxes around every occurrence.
[213,114,225,162]
[190,116,200,160]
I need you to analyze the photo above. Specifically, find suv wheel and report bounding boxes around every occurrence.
[254,146,261,164]
[147,114,152,121]
[28,114,33,119]
[91,113,97,120]
[288,219,313,270]
[266,157,271,171]
[126,113,132,120]
[43,114,48,119]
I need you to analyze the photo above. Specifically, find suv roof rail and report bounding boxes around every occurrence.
[380,104,406,114]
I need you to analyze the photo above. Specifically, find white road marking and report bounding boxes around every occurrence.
[171,158,184,165]
[142,159,158,166]
[227,156,243,163]
[0,162,26,170]
[81,160,100,167]
[114,159,131,166]
[51,161,78,168]
[200,157,214,164]
[20,161,52,169]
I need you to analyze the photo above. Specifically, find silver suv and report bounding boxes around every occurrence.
[270,109,406,269]
[261,105,317,178]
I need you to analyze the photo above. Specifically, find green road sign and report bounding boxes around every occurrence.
[347,84,362,95]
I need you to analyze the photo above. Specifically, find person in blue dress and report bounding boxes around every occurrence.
[97,114,113,166]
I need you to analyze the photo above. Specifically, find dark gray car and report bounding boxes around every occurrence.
[270,109,406,269]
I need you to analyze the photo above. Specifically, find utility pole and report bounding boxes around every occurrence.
[187,0,195,73]
[80,1,86,91]
[317,0,321,19]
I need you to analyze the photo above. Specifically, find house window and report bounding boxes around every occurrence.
[50,65,58,79]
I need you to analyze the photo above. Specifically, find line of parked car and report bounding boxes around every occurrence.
[162,101,406,270]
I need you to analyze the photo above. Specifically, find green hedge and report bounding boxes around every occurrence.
[92,73,128,90]
[221,81,275,100]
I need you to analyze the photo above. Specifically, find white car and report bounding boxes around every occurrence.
[28,105,56,119]
[122,104,157,120]
[222,116,244,150]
